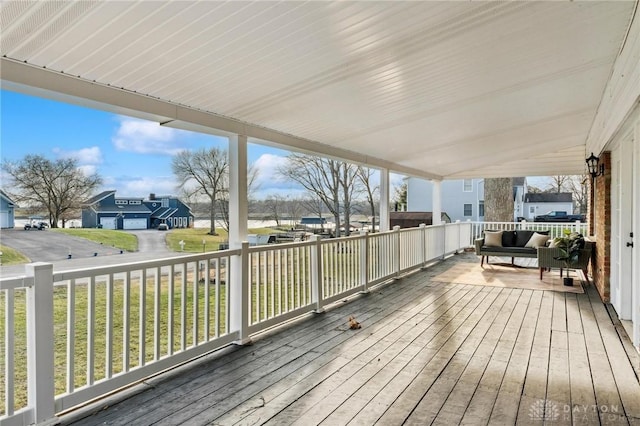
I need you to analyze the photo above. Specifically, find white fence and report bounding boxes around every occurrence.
[0,221,470,425]
[469,220,588,245]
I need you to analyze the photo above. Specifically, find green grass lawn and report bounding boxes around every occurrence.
[52,229,138,252]
[0,270,229,413]
[0,244,30,265]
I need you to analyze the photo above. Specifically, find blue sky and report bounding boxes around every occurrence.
[0,89,316,199]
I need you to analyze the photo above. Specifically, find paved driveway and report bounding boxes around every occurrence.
[0,228,173,278]
[0,228,127,262]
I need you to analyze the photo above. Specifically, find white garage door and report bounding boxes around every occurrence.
[100,217,117,230]
[123,218,147,230]
[0,211,9,228]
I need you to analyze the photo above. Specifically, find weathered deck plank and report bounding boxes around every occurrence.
[64,255,640,426]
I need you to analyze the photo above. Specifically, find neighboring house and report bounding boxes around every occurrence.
[406,177,485,222]
[144,193,194,229]
[408,177,574,223]
[512,177,527,221]
[82,191,193,230]
[523,193,573,220]
[0,190,18,229]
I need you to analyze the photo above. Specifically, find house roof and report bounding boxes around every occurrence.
[1,2,635,179]
[524,193,573,203]
[84,190,116,206]
[0,189,18,207]
[151,207,179,220]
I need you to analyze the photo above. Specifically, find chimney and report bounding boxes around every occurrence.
[149,193,156,200]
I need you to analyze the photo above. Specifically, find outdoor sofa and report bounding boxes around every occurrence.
[475,229,550,267]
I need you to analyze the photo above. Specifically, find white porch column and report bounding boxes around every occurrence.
[379,168,390,232]
[432,179,442,225]
[228,134,250,344]
[228,134,248,247]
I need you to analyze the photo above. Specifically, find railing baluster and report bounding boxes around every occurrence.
[123,271,131,373]
[154,267,161,360]
[168,264,174,356]
[5,288,15,416]
[204,261,210,342]
[140,269,147,366]
[106,274,113,379]
[87,275,95,385]
[66,279,75,393]
[180,264,187,351]
[192,263,199,346]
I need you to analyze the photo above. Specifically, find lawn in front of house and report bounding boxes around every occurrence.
[0,244,30,265]
[52,229,138,252]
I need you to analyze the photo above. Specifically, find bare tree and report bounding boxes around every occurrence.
[547,175,570,193]
[278,154,343,236]
[216,164,260,232]
[2,155,102,228]
[172,148,228,235]
[301,196,326,232]
[338,163,360,236]
[393,181,408,211]
[264,194,286,227]
[565,174,589,214]
[356,166,378,232]
[484,178,513,222]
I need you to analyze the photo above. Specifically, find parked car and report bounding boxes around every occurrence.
[24,221,47,230]
[157,223,168,231]
[533,211,585,222]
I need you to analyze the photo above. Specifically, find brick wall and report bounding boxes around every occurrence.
[590,152,611,301]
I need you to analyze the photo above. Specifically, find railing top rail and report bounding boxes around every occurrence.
[248,239,315,253]
[0,275,35,290]
[51,249,240,282]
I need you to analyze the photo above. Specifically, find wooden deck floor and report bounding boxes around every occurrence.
[67,254,640,426]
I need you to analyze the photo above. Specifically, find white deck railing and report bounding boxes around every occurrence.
[469,220,588,245]
[0,221,471,425]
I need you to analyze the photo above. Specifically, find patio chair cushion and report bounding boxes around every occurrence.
[525,232,550,248]
[484,230,503,247]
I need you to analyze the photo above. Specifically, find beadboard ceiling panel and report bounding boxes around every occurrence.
[0,1,635,179]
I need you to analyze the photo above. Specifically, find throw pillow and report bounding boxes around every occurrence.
[525,232,549,248]
[484,230,503,247]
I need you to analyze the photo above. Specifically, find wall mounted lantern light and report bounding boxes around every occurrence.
[585,152,604,178]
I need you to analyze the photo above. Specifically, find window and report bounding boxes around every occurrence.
[463,179,473,192]
[129,200,141,205]
[463,203,472,216]
[529,206,535,214]
[478,201,485,217]
[115,199,127,205]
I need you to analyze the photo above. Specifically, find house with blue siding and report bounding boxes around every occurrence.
[143,193,193,229]
[0,190,18,229]
[82,191,193,230]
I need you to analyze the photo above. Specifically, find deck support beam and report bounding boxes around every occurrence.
[379,168,390,232]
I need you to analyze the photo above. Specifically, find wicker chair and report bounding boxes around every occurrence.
[537,240,594,282]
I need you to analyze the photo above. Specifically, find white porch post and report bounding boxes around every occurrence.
[26,262,57,425]
[379,168,390,232]
[228,134,250,344]
[432,179,442,225]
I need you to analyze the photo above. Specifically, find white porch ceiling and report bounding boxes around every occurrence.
[0,1,636,180]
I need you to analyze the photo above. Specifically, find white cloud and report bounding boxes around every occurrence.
[253,153,287,185]
[77,164,98,176]
[112,117,192,155]
[101,175,178,198]
[53,146,103,165]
